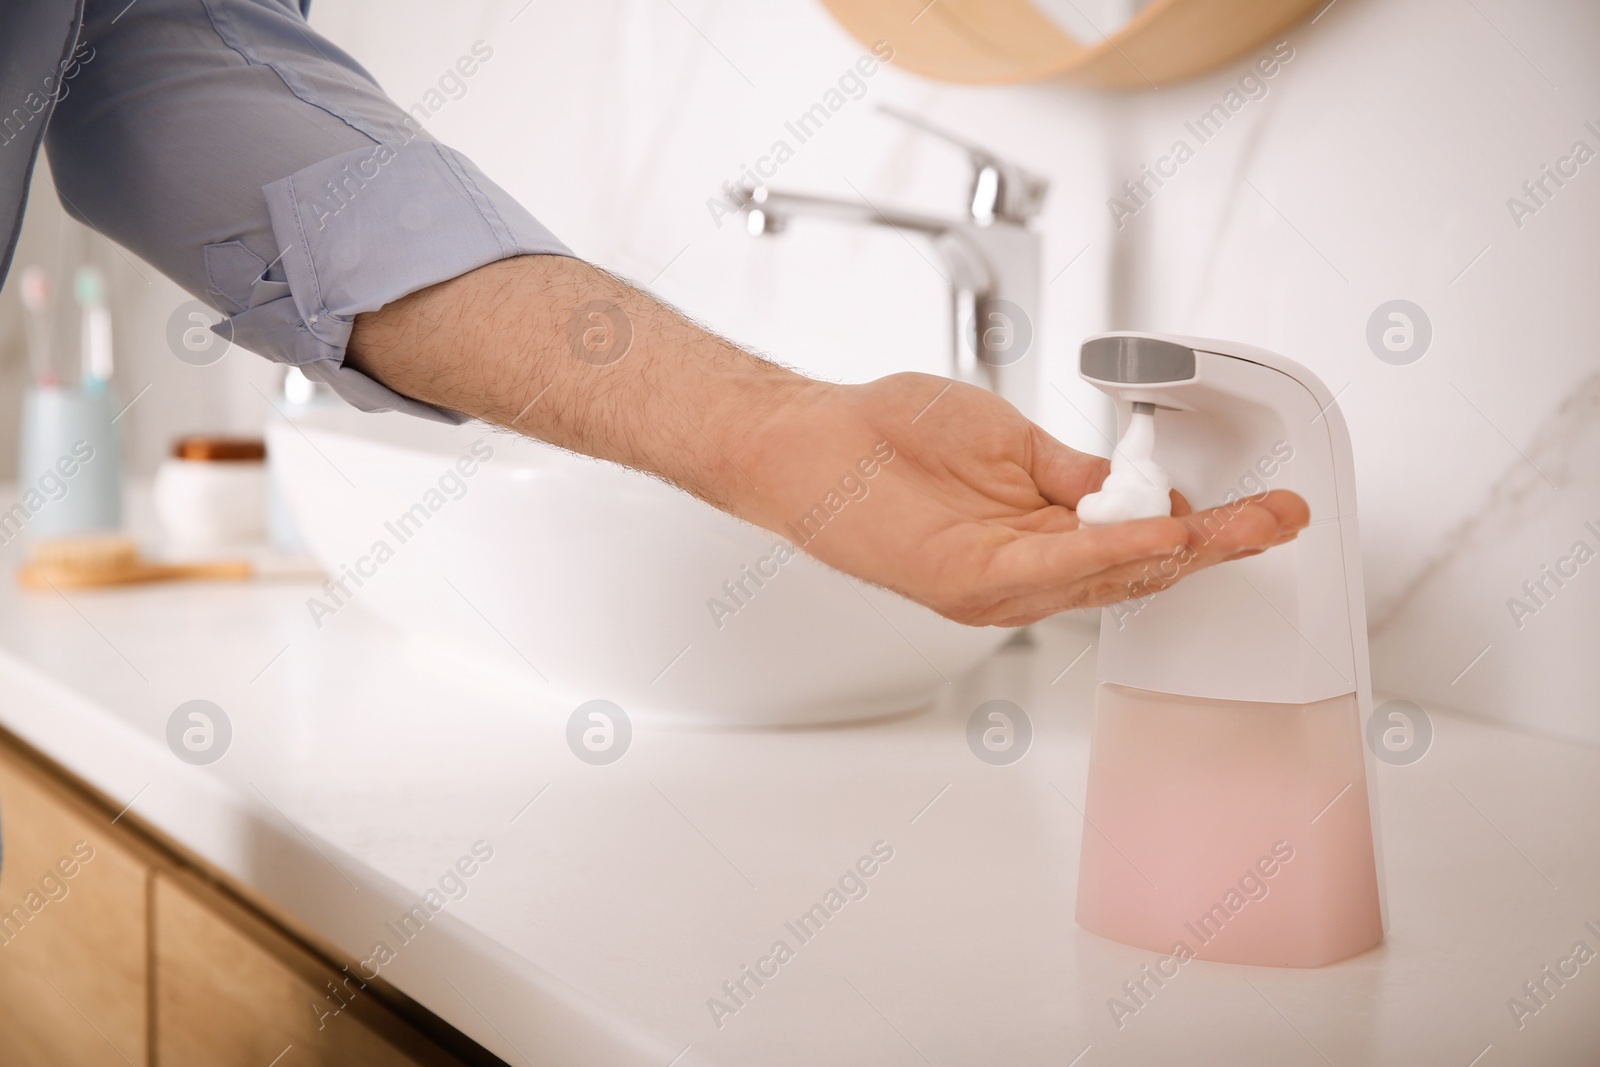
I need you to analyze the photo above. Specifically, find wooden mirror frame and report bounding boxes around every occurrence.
[817,0,1325,88]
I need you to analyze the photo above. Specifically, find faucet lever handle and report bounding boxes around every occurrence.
[877,104,1048,225]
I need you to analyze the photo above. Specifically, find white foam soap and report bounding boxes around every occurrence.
[1075,402,1173,525]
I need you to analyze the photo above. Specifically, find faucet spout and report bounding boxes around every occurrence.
[739,186,948,237]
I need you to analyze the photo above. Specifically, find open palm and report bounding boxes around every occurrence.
[742,372,1309,627]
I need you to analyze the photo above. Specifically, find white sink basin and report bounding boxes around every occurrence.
[267,406,1009,726]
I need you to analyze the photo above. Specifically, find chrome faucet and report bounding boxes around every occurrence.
[736,106,1049,417]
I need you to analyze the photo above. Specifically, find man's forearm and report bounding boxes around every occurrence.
[347,253,1309,626]
[347,254,816,516]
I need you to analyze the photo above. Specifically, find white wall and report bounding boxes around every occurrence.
[1086,0,1600,736]
[1,0,1593,731]
[301,0,1598,730]
[1102,0,1600,618]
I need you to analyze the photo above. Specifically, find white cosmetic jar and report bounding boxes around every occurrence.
[153,437,268,547]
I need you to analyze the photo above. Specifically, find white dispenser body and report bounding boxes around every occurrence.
[1083,334,1366,707]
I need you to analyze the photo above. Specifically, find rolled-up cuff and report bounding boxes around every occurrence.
[224,139,573,422]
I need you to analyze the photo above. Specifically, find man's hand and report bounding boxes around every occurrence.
[349,255,1308,626]
[734,373,1308,626]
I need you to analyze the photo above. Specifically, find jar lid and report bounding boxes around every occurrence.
[172,436,267,462]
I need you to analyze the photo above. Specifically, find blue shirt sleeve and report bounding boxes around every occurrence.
[44,0,573,423]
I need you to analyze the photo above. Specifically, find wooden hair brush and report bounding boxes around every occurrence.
[19,534,255,590]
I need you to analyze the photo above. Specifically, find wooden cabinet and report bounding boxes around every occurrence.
[0,739,154,1067]
[152,872,464,1067]
[0,731,481,1066]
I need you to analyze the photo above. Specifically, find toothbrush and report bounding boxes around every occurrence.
[19,266,57,385]
[75,265,112,395]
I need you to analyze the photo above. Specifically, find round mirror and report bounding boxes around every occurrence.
[817,0,1324,87]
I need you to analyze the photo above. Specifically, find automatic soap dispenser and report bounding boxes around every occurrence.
[1074,332,1386,968]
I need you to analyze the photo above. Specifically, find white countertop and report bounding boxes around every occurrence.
[0,534,1597,1066]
